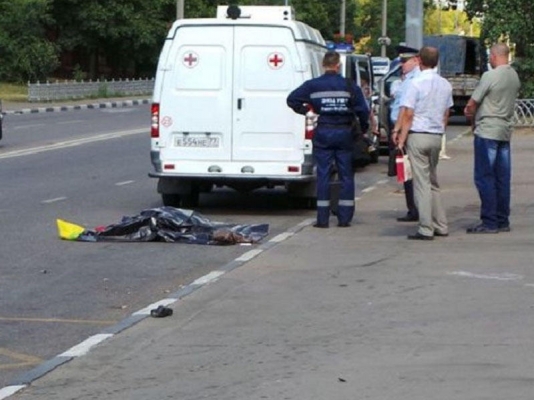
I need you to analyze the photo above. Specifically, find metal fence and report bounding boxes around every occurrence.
[27,78,154,102]
[23,80,534,128]
[514,99,534,127]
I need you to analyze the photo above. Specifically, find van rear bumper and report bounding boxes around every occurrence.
[148,171,315,182]
[150,151,315,182]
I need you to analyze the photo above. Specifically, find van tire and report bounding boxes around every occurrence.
[181,191,200,208]
[290,196,317,209]
[161,194,183,208]
[161,192,200,208]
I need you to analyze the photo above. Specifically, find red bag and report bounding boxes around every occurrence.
[396,150,412,183]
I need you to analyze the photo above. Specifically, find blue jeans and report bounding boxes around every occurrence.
[474,135,511,229]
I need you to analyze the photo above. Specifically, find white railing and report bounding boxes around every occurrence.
[514,99,534,127]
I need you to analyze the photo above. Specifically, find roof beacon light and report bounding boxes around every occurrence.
[227,5,241,20]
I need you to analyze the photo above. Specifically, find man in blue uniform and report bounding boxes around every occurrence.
[287,51,369,228]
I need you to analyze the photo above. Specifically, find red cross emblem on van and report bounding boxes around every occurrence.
[267,52,284,69]
[183,52,199,68]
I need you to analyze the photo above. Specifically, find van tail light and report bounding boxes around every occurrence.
[151,103,160,138]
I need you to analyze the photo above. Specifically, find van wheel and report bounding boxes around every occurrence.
[181,191,199,208]
[290,197,317,209]
[161,194,182,208]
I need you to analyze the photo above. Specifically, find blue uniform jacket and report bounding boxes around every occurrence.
[287,71,370,135]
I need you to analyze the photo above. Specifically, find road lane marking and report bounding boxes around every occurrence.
[270,232,293,243]
[0,317,115,325]
[449,271,523,281]
[0,386,26,400]
[57,120,84,125]
[0,348,42,370]
[41,197,67,204]
[192,271,225,286]
[59,334,113,358]
[115,180,134,186]
[12,124,44,130]
[0,128,145,160]
[235,249,263,262]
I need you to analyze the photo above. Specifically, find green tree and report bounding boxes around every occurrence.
[424,8,481,36]
[466,0,534,96]
[50,0,174,79]
[228,0,356,40]
[354,0,406,57]
[0,0,59,82]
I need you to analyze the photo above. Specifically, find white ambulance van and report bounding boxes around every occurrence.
[149,5,327,207]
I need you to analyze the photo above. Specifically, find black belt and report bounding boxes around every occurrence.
[409,130,443,135]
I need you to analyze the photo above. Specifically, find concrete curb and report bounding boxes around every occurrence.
[2,98,150,115]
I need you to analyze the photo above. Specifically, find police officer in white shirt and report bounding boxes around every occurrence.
[395,46,453,240]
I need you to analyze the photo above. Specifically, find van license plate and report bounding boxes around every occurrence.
[175,136,220,148]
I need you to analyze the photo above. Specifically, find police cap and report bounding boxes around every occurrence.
[395,45,419,62]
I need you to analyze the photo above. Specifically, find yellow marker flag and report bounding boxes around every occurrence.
[56,219,85,240]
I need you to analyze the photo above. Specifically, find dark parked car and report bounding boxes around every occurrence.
[375,60,402,153]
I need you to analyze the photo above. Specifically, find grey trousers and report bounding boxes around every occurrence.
[406,133,448,236]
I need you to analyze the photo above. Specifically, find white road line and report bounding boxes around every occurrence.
[192,271,225,286]
[449,271,523,281]
[57,120,84,125]
[235,249,263,262]
[59,334,113,358]
[101,109,135,113]
[12,124,44,130]
[0,128,145,160]
[41,197,67,204]
[361,186,375,193]
[115,180,134,186]
[0,386,26,400]
[270,232,294,243]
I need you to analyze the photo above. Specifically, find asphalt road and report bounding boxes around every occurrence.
[0,106,468,387]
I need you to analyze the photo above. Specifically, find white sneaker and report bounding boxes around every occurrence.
[440,154,451,160]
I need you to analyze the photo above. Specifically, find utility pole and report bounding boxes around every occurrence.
[377,0,390,56]
[405,0,423,49]
[177,0,184,20]
[340,0,346,37]
[380,0,388,56]
[438,0,442,34]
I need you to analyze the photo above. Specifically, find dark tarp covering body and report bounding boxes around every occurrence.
[78,207,269,245]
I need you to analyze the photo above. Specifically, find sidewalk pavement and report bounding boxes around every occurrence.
[1,96,150,115]
[5,130,534,400]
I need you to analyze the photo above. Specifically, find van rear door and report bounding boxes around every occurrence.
[158,24,303,167]
[158,26,234,162]
[232,26,302,162]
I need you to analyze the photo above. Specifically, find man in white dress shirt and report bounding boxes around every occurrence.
[395,46,454,240]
